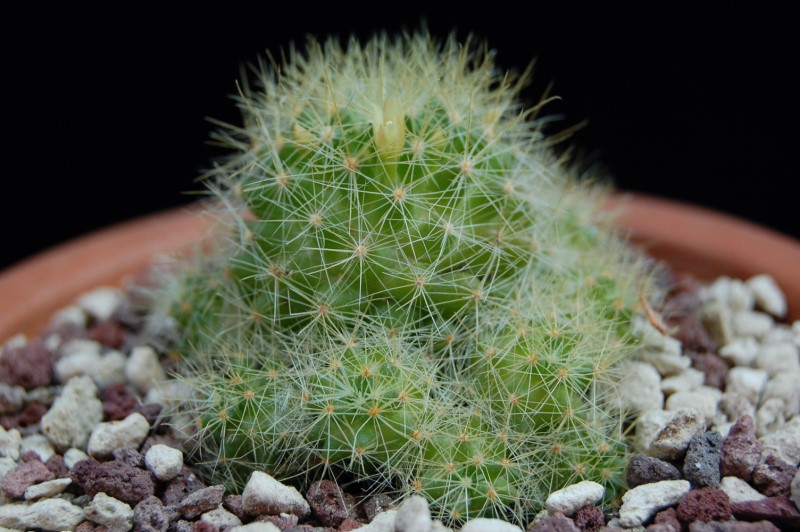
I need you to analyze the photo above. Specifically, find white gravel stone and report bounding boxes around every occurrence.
[639,351,691,377]
[76,286,123,321]
[732,310,774,338]
[394,495,432,532]
[632,409,674,453]
[712,421,735,439]
[64,447,90,468]
[0,456,16,478]
[661,368,705,395]
[242,470,310,518]
[665,387,722,423]
[460,518,523,532]
[202,506,243,527]
[55,345,126,387]
[24,477,72,500]
[756,397,786,436]
[0,426,21,460]
[545,480,604,517]
[88,412,150,459]
[791,470,799,511]
[760,417,800,465]
[59,337,102,358]
[144,379,193,407]
[634,316,683,356]
[719,337,760,366]
[0,384,25,415]
[85,492,134,531]
[0,498,84,530]
[756,342,800,376]
[43,332,61,352]
[648,408,706,461]
[20,434,55,461]
[431,521,452,532]
[618,479,691,528]
[720,476,767,504]
[763,325,795,345]
[126,345,166,394]
[145,444,184,481]
[725,367,769,405]
[705,277,755,311]
[747,274,787,318]
[702,301,735,345]
[41,375,103,452]
[50,304,88,329]
[762,372,800,417]
[230,524,281,532]
[1,334,27,352]
[355,509,397,532]
[617,361,663,414]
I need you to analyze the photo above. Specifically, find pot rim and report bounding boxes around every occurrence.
[1,193,798,341]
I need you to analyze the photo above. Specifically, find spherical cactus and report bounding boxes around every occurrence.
[147,32,659,525]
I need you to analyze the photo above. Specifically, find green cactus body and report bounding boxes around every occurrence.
[148,33,658,525]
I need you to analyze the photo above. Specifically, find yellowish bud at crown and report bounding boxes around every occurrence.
[373,98,406,160]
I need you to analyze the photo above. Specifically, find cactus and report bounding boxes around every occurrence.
[147,33,659,525]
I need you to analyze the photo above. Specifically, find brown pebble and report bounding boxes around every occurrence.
[362,493,394,521]
[653,506,681,531]
[70,457,155,505]
[752,454,797,497]
[101,382,138,421]
[0,341,53,390]
[306,479,358,527]
[339,518,364,531]
[721,415,763,482]
[573,505,604,531]
[161,467,206,507]
[688,351,729,389]
[731,496,800,529]
[1,457,55,499]
[687,520,780,531]
[113,446,145,468]
[134,495,171,532]
[677,487,732,523]
[191,521,218,532]
[223,494,248,521]
[179,485,225,519]
[45,453,69,478]
[527,512,580,532]
[87,321,125,348]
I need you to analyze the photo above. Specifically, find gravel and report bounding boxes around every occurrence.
[0,272,798,531]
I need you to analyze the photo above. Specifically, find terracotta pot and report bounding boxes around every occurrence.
[1,194,798,342]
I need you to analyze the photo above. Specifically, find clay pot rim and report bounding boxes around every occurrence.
[1,193,798,341]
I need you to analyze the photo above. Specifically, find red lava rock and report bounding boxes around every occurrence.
[45,453,69,478]
[688,351,729,389]
[161,467,206,506]
[721,415,763,482]
[134,495,171,532]
[307,479,358,527]
[653,506,681,531]
[752,454,798,497]
[527,512,580,532]
[0,401,47,430]
[70,457,155,505]
[101,382,138,421]
[257,513,300,527]
[134,403,163,426]
[362,493,394,521]
[87,321,125,348]
[0,457,55,498]
[223,494,248,522]
[676,487,732,523]
[191,521,218,532]
[0,341,53,390]
[687,520,780,531]
[179,485,225,519]
[573,505,604,530]
[731,496,800,529]
[627,454,683,488]
[339,518,364,531]
[113,446,145,468]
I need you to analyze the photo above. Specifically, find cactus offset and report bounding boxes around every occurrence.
[147,33,658,525]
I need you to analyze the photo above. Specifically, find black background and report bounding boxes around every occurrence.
[3,3,798,271]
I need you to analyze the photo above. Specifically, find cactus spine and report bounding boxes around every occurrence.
[149,33,657,525]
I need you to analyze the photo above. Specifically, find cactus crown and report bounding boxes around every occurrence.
[148,32,658,526]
